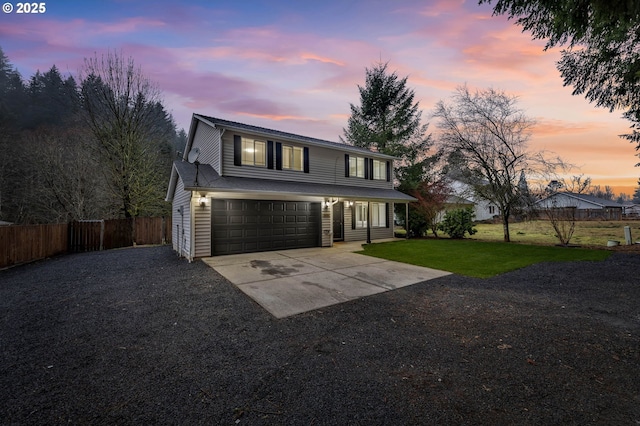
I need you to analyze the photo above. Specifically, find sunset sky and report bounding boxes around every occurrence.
[1,0,638,195]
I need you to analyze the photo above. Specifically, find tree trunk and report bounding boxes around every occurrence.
[502,216,511,242]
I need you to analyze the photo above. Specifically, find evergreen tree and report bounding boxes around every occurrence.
[25,66,80,128]
[0,47,27,221]
[0,47,27,126]
[342,62,436,191]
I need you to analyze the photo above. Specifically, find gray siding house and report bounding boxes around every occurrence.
[166,114,415,260]
[536,192,625,220]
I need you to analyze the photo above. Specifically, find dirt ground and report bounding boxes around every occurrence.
[1,246,639,425]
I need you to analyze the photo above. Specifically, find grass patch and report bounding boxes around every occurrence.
[474,220,640,246]
[358,238,611,278]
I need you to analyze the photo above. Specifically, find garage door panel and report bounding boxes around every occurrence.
[229,229,243,238]
[211,199,320,255]
[244,228,258,238]
[259,228,273,237]
[229,215,244,224]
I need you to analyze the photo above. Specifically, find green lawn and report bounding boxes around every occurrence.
[358,238,611,278]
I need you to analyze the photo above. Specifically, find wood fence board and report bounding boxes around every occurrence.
[1,217,170,269]
[0,223,68,268]
[103,219,132,249]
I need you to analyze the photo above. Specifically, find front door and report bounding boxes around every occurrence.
[332,201,344,241]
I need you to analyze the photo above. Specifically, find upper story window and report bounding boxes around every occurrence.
[345,154,390,181]
[235,135,310,173]
[241,138,266,167]
[349,156,365,178]
[372,159,386,180]
[283,145,304,171]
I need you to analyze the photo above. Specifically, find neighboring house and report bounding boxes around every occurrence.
[536,192,625,220]
[623,203,640,218]
[166,114,416,260]
[433,194,475,224]
[448,179,498,221]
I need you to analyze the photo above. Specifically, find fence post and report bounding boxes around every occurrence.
[99,220,105,251]
[132,217,136,246]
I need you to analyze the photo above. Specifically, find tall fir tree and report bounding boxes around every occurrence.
[341,62,436,191]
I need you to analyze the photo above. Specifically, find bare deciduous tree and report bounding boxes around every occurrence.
[80,51,171,218]
[539,194,578,246]
[20,126,109,223]
[433,85,563,242]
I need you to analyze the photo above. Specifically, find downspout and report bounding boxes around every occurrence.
[189,192,195,262]
[218,128,225,175]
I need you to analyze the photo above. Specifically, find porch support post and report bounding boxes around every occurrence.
[366,201,371,244]
[405,202,409,239]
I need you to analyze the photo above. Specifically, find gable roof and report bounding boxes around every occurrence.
[192,114,398,160]
[538,192,625,208]
[167,160,416,202]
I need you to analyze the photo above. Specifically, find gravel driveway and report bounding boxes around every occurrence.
[1,245,639,424]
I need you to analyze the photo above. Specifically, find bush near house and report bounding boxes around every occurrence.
[437,207,477,239]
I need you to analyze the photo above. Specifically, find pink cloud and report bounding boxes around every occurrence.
[237,112,324,122]
[93,17,167,34]
[530,119,603,137]
[417,0,465,17]
[300,53,345,67]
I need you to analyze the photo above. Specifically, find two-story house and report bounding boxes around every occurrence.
[166,114,416,260]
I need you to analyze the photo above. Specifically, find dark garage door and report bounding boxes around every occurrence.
[211,199,321,255]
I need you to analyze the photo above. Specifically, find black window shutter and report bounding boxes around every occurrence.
[364,157,369,179]
[351,203,356,229]
[303,147,310,173]
[385,203,390,228]
[267,141,274,169]
[344,154,350,177]
[233,135,242,166]
[275,142,282,170]
[369,158,374,180]
[386,161,391,182]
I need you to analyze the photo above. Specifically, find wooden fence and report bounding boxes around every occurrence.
[0,217,172,269]
[0,223,68,269]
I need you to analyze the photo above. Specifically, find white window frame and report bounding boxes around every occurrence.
[373,160,386,180]
[355,202,368,228]
[371,202,386,227]
[354,202,387,228]
[283,145,304,171]
[241,138,266,167]
[349,156,365,178]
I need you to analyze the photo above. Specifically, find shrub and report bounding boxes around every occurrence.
[438,207,477,239]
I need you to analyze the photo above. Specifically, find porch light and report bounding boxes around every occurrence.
[198,194,207,208]
[347,200,354,207]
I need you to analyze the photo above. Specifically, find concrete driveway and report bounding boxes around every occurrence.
[202,241,451,318]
